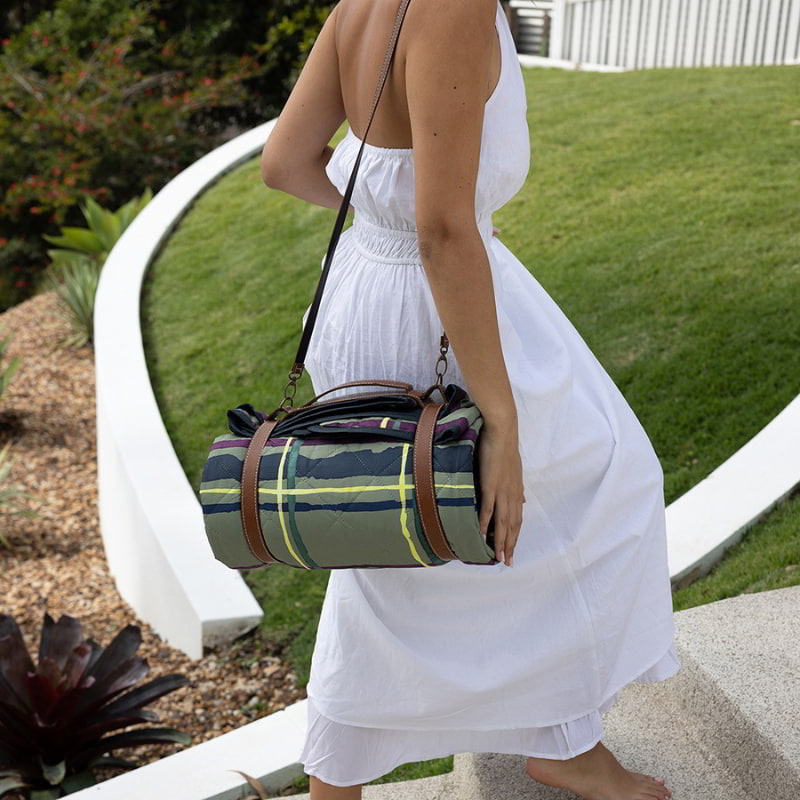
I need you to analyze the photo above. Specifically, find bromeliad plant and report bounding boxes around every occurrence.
[0,614,191,798]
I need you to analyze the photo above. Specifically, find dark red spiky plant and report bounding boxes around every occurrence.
[0,614,190,798]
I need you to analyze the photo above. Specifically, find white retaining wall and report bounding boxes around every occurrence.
[666,393,800,586]
[69,700,309,800]
[93,122,279,659]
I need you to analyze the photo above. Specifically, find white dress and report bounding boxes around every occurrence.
[297,0,681,786]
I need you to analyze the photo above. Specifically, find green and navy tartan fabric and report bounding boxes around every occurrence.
[200,384,496,569]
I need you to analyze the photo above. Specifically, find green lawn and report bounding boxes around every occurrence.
[142,63,800,786]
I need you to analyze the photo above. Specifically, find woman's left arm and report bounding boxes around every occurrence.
[261,5,350,212]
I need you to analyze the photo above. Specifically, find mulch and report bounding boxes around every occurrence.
[0,291,308,782]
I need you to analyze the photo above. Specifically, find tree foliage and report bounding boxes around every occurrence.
[0,0,334,309]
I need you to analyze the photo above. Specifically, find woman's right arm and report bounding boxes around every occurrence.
[405,0,525,566]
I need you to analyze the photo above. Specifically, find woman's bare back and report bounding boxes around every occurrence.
[334,0,502,148]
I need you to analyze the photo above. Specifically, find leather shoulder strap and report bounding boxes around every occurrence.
[292,0,413,371]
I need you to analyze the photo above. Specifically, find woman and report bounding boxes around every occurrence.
[260,1,679,798]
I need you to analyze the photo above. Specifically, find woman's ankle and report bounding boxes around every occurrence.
[309,775,363,800]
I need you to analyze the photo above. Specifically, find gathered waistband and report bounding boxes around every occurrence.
[351,215,494,265]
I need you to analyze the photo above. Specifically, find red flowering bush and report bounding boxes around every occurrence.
[0,0,268,309]
[1,0,336,310]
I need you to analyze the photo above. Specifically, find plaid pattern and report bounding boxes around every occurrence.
[200,385,496,569]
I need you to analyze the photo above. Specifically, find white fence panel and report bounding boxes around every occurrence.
[785,0,800,61]
[509,0,555,55]
[554,0,800,67]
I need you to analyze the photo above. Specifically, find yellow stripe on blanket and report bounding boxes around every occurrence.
[201,482,474,496]
[399,443,429,567]
[277,437,310,569]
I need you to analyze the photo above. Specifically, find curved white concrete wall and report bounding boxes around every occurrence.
[666,393,800,587]
[94,120,279,659]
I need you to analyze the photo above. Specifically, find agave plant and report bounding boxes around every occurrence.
[0,444,37,552]
[0,329,21,404]
[45,260,101,349]
[42,189,152,349]
[0,614,190,798]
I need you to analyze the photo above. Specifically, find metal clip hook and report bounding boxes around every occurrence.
[281,365,304,408]
[434,332,450,387]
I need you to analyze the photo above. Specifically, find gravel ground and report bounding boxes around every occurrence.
[0,291,307,781]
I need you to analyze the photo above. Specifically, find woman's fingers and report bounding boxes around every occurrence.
[493,501,514,565]
[493,492,523,566]
[496,504,511,563]
[479,490,495,537]
[476,426,525,567]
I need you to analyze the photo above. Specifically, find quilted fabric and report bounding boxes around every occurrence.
[200,383,496,569]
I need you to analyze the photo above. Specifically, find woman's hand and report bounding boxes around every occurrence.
[477,418,525,567]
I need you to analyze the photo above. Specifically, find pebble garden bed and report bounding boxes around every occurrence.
[0,291,307,779]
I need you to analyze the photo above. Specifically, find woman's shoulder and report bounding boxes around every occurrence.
[406,0,496,27]
[334,0,496,34]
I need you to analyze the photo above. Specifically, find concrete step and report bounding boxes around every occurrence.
[451,680,753,799]
[452,585,800,800]
[655,584,800,799]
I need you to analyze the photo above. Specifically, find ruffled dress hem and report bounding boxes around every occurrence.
[298,641,680,786]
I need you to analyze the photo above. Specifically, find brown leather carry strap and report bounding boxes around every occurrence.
[302,379,415,405]
[292,389,425,413]
[413,402,458,562]
[241,420,280,564]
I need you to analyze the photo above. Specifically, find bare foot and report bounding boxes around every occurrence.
[526,741,672,800]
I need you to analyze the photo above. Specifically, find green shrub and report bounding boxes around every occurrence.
[0,0,266,310]
[0,238,44,311]
[1,0,338,311]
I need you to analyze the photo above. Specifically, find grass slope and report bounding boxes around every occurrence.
[142,64,800,783]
